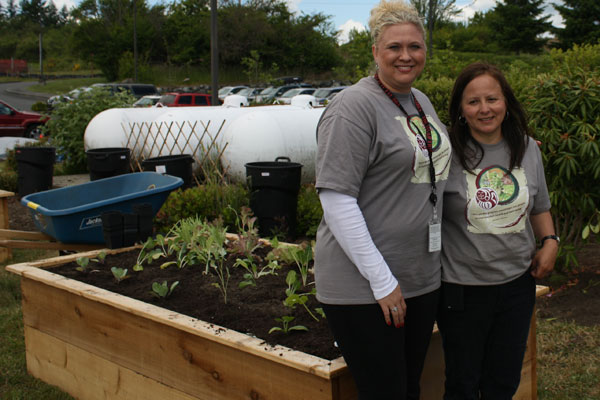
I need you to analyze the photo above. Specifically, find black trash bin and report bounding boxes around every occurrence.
[86,147,131,181]
[142,154,194,188]
[245,157,303,239]
[15,146,56,197]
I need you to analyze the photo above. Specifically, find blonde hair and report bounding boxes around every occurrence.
[368,0,426,46]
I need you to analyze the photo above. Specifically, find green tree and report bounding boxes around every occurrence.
[490,0,552,54]
[553,0,600,49]
[336,28,373,82]
[410,0,459,57]
[72,0,167,81]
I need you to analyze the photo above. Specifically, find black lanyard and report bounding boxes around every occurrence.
[373,73,437,208]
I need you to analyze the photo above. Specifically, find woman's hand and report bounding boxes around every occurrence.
[377,284,407,328]
[531,240,558,279]
[530,211,558,279]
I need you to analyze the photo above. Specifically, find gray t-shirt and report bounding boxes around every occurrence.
[315,77,452,304]
[441,137,551,285]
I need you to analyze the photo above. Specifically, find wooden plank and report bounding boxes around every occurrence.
[20,277,338,400]
[0,194,11,262]
[0,228,56,241]
[0,239,104,251]
[25,327,199,400]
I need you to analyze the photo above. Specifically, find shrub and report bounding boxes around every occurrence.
[154,182,249,234]
[296,184,322,239]
[0,170,17,192]
[413,76,454,127]
[525,67,600,270]
[31,101,48,113]
[42,87,135,174]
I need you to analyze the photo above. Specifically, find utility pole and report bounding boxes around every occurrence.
[211,0,219,106]
[39,32,44,83]
[133,0,138,82]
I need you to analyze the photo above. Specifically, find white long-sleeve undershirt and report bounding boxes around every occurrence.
[318,188,398,300]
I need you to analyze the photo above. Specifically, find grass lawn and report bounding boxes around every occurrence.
[1,248,598,399]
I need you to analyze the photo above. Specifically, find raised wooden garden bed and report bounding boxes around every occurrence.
[7,248,548,400]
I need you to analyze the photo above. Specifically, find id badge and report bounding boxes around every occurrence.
[428,221,441,252]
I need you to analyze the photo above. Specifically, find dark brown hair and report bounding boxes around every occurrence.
[448,62,529,172]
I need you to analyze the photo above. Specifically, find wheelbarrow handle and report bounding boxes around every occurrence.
[25,201,40,210]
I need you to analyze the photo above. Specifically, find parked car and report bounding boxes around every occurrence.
[0,100,49,138]
[218,86,248,101]
[312,86,348,105]
[235,87,264,103]
[92,83,160,99]
[255,84,310,103]
[273,87,316,104]
[133,95,162,107]
[157,92,215,107]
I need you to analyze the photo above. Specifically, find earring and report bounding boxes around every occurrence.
[375,63,379,70]
[458,115,466,126]
[506,110,510,119]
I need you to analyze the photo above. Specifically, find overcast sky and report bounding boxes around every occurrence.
[2,0,565,43]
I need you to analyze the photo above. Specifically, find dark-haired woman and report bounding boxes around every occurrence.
[438,62,558,399]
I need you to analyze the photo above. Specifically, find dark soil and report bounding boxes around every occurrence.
[7,196,600,362]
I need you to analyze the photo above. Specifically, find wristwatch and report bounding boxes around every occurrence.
[541,235,560,246]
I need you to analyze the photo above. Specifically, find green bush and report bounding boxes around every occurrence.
[31,101,48,113]
[413,76,454,127]
[296,184,323,238]
[154,182,249,234]
[0,170,18,192]
[525,67,600,270]
[43,87,135,174]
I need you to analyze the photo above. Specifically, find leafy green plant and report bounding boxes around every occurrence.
[282,241,313,287]
[296,184,322,239]
[75,251,106,272]
[133,236,165,271]
[154,183,248,234]
[110,267,130,283]
[229,206,262,258]
[151,280,179,298]
[42,86,135,173]
[268,316,308,334]
[285,270,301,296]
[234,257,280,288]
[525,66,600,271]
[283,288,322,322]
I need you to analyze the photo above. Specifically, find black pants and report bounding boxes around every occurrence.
[321,289,439,400]
[437,271,536,400]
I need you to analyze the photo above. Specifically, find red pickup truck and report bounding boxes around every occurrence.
[0,100,48,138]
[157,92,217,107]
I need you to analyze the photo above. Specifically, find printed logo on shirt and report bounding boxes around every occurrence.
[396,114,451,183]
[464,165,529,234]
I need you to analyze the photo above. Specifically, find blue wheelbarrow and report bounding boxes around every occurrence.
[20,172,183,245]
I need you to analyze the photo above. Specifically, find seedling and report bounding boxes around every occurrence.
[235,257,280,288]
[75,257,90,272]
[110,267,130,283]
[75,251,108,272]
[285,270,301,296]
[151,280,179,298]
[268,316,308,334]
[283,288,321,321]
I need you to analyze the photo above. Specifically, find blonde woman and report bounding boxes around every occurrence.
[314,1,451,398]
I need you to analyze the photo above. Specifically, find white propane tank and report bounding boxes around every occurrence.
[83,107,171,149]
[84,103,325,183]
[222,105,324,184]
[223,94,249,108]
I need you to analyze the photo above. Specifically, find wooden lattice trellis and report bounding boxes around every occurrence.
[122,119,231,186]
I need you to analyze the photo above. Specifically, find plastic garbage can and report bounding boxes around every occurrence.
[15,146,56,197]
[142,154,194,188]
[245,157,303,239]
[86,147,131,181]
